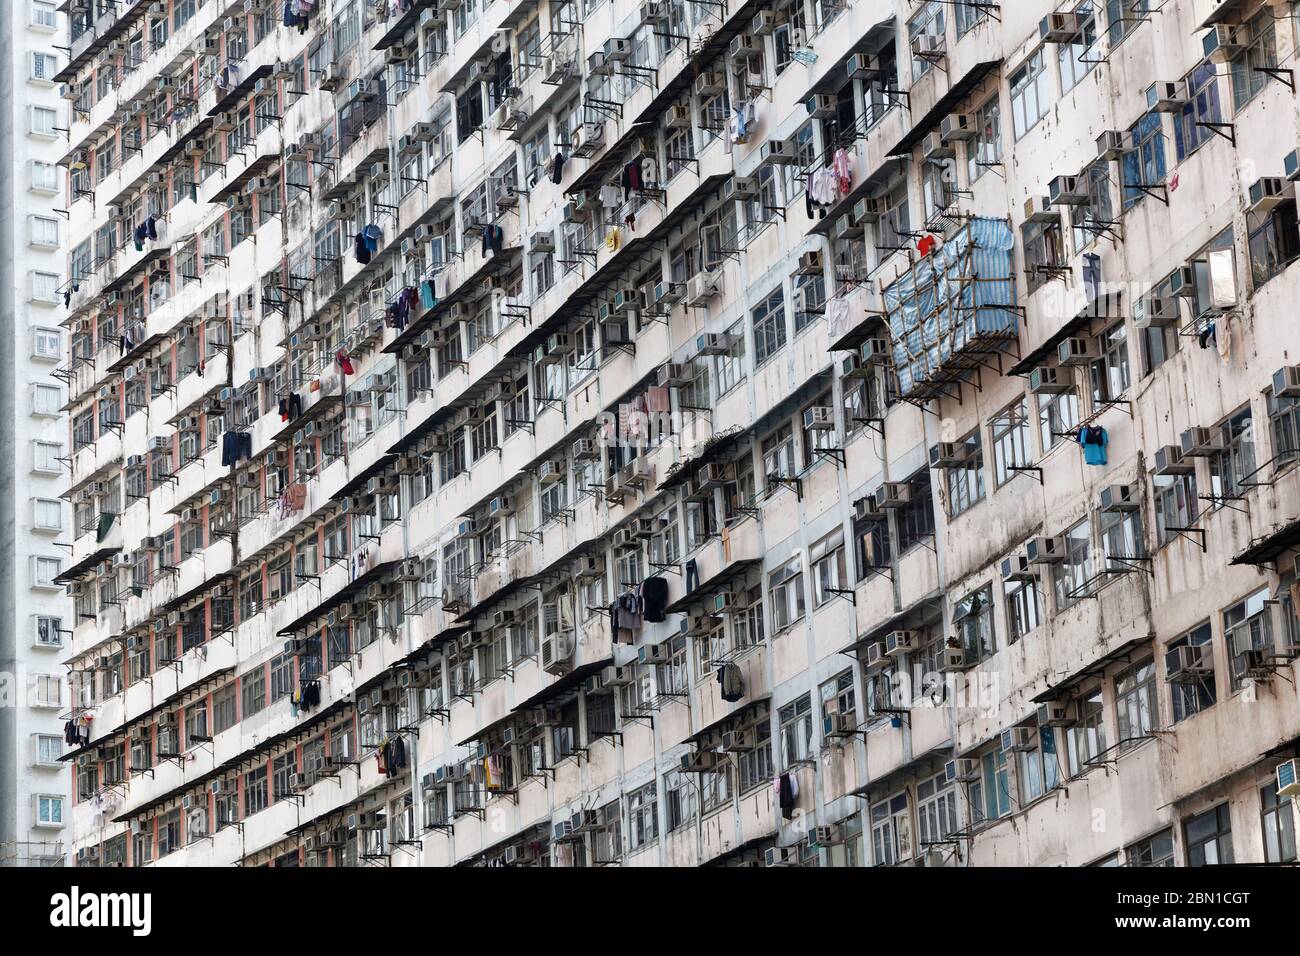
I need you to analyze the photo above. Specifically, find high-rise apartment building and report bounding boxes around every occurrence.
[0,0,72,868]
[54,0,1300,868]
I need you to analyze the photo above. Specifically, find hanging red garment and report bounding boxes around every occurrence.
[917,234,938,257]
[336,350,355,375]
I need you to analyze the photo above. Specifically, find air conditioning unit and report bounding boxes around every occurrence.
[939,112,977,142]
[945,758,980,783]
[823,713,855,739]
[940,644,969,673]
[1100,484,1139,513]
[1057,337,1096,366]
[1136,295,1179,329]
[846,53,883,80]
[695,71,726,96]
[1096,130,1133,161]
[1037,699,1074,727]
[1248,176,1287,214]
[1153,444,1194,476]
[638,642,669,665]
[730,33,763,61]
[1273,365,1300,398]
[921,129,954,162]
[883,630,914,657]
[911,34,946,60]
[929,442,969,468]
[1180,426,1224,457]
[680,750,721,773]
[760,138,796,165]
[1146,81,1187,112]
[541,632,574,675]
[1203,25,1244,62]
[723,174,760,201]
[1048,175,1089,206]
[530,231,555,255]
[854,195,887,224]
[797,250,824,276]
[1275,758,1300,798]
[1000,727,1036,752]
[806,94,836,119]
[658,362,692,388]
[666,104,692,129]
[1023,195,1059,224]
[642,0,669,23]
[752,10,780,35]
[1026,536,1065,564]
[874,481,910,509]
[1028,367,1069,395]
[721,728,754,752]
[1001,552,1035,582]
[1039,12,1082,42]
[539,459,565,485]
[1164,643,1211,683]
[685,272,721,307]
[803,406,834,431]
[695,331,735,356]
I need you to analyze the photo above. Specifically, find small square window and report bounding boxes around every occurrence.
[30,1,58,30]
[32,326,61,358]
[30,52,58,83]
[33,498,62,532]
[30,161,58,194]
[29,272,61,305]
[35,794,64,826]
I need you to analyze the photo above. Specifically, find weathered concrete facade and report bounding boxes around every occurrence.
[56,0,1300,867]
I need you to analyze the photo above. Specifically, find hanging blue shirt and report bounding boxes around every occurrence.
[1079,425,1108,466]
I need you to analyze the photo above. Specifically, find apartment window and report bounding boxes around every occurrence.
[1017,727,1062,801]
[751,287,787,367]
[1052,519,1092,610]
[779,696,813,767]
[30,215,59,247]
[907,2,945,80]
[1261,781,1297,863]
[1072,163,1114,249]
[35,794,64,827]
[1037,389,1080,452]
[1209,407,1256,503]
[1248,193,1300,287]
[989,399,1031,487]
[1185,804,1233,866]
[1114,658,1156,748]
[870,793,912,865]
[972,749,1011,825]
[31,383,62,417]
[762,423,796,485]
[955,0,988,35]
[729,722,768,795]
[1126,828,1174,866]
[241,665,266,717]
[713,321,746,397]
[665,771,695,831]
[33,498,62,532]
[1003,573,1041,643]
[1022,216,1066,293]
[1122,113,1166,209]
[627,783,658,851]
[244,766,269,816]
[31,1,57,28]
[965,96,1002,183]
[700,761,733,814]
[820,670,857,728]
[31,440,61,474]
[1056,3,1096,93]
[943,431,984,517]
[1099,503,1144,573]
[954,586,995,663]
[29,105,58,137]
[1105,0,1144,46]
[894,471,935,553]
[1087,323,1130,404]
[1175,61,1222,161]
[1152,466,1197,547]
[35,735,61,765]
[33,556,62,589]
[1167,623,1216,722]
[1223,588,1273,691]
[809,532,846,606]
[30,160,58,194]
[1010,51,1050,139]
[1267,388,1300,470]
[32,673,61,707]
[1066,688,1106,775]
[35,616,63,648]
[768,557,805,633]
[30,52,58,82]
[1228,10,1278,111]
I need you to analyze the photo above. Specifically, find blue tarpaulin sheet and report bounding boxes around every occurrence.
[882,217,1018,399]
